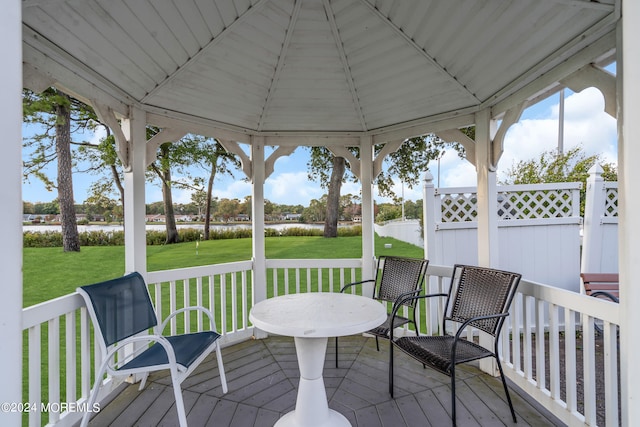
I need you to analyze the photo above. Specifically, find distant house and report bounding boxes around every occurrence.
[236,214,250,221]
[283,213,302,221]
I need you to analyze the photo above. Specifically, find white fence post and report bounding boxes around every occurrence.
[581,164,606,275]
[422,171,439,264]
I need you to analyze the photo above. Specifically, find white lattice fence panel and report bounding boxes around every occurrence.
[440,193,477,222]
[438,184,581,222]
[499,189,575,219]
[604,186,618,217]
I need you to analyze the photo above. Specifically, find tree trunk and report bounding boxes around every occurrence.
[204,160,217,240]
[56,94,80,252]
[110,164,125,221]
[158,144,179,244]
[324,156,345,238]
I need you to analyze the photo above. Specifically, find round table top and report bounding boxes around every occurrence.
[249,293,387,338]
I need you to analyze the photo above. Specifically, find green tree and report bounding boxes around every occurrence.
[149,140,181,243]
[502,146,618,216]
[23,88,98,251]
[185,136,240,239]
[76,130,126,220]
[307,135,463,237]
[218,198,241,223]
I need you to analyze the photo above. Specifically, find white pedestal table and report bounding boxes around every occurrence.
[249,293,386,427]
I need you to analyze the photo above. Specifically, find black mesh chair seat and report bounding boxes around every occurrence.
[389,264,521,426]
[336,256,428,367]
[120,331,221,371]
[369,314,411,338]
[394,335,493,375]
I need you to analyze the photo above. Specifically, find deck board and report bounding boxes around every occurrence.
[83,335,563,427]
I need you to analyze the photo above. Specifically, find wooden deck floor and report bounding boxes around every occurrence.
[84,335,562,427]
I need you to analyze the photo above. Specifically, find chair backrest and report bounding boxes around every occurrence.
[77,272,158,348]
[445,264,521,336]
[375,256,428,306]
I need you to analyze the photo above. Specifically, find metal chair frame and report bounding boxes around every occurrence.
[77,272,228,427]
[335,256,428,367]
[389,264,521,426]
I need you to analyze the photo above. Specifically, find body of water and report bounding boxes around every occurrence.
[22,223,350,233]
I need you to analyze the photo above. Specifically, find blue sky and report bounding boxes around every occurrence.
[22,86,617,207]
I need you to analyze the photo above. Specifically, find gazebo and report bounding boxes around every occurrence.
[3,0,640,425]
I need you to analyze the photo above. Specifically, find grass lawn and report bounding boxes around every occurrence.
[23,235,423,307]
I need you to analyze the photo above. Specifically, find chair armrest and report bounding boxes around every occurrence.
[390,288,424,311]
[339,279,375,294]
[449,312,510,362]
[160,305,218,333]
[103,334,177,374]
[389,293,447,340]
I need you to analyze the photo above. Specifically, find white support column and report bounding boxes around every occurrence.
[360,136,376,291]
[475,108,500,375]
[122,107,147,275]
[251,137,267,309]
[475,108,499,267]
[0,2,23,424]
[620,5,640,425]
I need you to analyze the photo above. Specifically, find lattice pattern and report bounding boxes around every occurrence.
[440,193,477,222]
[498,189,574,219]
[604,187,618,217]
[440,189,577,222]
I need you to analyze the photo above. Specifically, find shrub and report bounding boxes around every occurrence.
[23,225,363,247]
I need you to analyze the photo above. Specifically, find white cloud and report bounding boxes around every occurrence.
[500,88,616,178]
[266,171,323,205]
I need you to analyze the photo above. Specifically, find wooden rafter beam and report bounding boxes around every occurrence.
[141,0,270,104]
[257,0,302,132]
[357,0,479,103]
[323,0,367,130]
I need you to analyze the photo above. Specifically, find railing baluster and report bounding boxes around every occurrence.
[196,276,204,332]
[583,314,597,425]
[48,317,60,424]
[549,303,560,400]
[220,273,227,333]
[170,280,177,335]
[231,272,238,333]
[66,311,77,406]
[564,307,578,413]
[604,321,619,426]
[536,299,546,390]
[28,324,41,427]
[183,279,190,333]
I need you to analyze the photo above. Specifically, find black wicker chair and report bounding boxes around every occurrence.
[335,256,428,367]
[389,264,521,426]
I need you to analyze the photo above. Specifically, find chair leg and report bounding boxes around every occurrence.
[80,362,109,427]
[375,335,379,351]
[389,340,394,398]
[216,344,228,394]
[335,336,339,368]
[496,356,517,423]
[171,370,188,427]
[450,364,456,426]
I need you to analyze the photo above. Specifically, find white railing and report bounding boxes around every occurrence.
[501,278,620,427]
[22,260,620,426]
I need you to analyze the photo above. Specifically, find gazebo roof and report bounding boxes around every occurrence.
[22,0,618,141]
